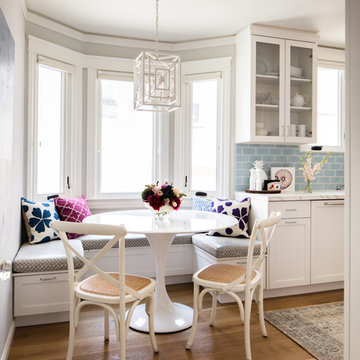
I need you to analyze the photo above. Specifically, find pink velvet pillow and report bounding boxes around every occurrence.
[54,195,91,239]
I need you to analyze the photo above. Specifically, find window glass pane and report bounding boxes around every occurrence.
[37,65,63,195]
[100,79,153,193]
[191,80,218,192]
[317,68,342,146]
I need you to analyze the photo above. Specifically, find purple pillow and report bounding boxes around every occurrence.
[54,195,91,239]
[208,198,251,238]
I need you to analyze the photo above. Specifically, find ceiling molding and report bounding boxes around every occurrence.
[26,10,236,51]
[19,0,27,19]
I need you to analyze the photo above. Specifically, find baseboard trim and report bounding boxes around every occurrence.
[1,320,15,360]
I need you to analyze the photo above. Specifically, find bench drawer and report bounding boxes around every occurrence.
[269,201,310,218]
[14,272,70,316]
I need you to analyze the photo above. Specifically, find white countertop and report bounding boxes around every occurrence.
[236,190,345,201]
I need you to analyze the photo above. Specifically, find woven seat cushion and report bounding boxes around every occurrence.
[79,272,151,297]
[79,233,193,250]
[192,233,261,259]
[13,239,84,273]
[198,264,256,284]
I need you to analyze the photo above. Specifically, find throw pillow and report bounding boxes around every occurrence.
[21,197,60,244]
[54,195,91,239]
[208,197,251,238]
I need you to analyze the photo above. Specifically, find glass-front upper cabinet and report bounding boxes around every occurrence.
[286,41,317,143]
[253,36,285,142]
[235,25,318,144]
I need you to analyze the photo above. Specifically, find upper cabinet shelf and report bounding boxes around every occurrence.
[235,25,318,144]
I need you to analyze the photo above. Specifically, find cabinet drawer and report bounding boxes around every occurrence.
[14,272,70,316]
[269,201,310,218]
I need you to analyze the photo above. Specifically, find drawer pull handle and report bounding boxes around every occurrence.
[285,221,297,224]
[40,276,57,281]
[285,209,298,211]
[324,202,344,206]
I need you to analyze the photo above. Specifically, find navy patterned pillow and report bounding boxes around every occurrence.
[208,197,251,238]
[21,197,60,244]
[192,196,212,212]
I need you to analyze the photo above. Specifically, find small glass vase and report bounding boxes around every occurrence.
[153,211,170,224]
[305,180,312,193]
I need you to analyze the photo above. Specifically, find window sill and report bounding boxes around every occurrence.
[86,197,193,212]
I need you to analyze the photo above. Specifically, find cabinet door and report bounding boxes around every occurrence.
[267,218,310,289]
[252,36,285,142]
[285,40,317,143]
[311,200,344,284]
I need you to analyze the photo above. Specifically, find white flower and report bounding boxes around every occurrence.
[173,187,181,197]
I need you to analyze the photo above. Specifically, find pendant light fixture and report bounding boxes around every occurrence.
[134,0,181,112]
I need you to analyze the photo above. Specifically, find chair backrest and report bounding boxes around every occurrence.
[51,221,144,300]
[245,211,282,286]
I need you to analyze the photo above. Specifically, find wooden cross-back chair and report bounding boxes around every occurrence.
[51,221,158,360]
[186,211,282,360]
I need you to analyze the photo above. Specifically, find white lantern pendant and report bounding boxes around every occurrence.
[134,0,181,112]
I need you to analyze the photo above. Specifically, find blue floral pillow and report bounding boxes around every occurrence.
[21,197,60,244]
[208,197,251,238]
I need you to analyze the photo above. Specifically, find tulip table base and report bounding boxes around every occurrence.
[130,233,193,333]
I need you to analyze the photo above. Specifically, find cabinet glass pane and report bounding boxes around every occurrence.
[289,46,313,138]
[255,42,280,137]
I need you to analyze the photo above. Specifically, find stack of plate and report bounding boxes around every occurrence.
[256,123,268,136]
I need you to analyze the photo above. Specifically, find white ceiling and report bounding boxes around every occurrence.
[25,0,345,48]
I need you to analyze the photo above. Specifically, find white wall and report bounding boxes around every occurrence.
[0,0,25,357]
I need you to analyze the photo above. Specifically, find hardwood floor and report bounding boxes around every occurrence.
[8,284,343,360]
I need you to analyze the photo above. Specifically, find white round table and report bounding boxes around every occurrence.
[84,209,237,333]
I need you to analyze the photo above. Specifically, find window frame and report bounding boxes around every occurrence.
[174,57,232,198]
[86,62,168,202]
[300,57,345,153]
[27,36,83,201]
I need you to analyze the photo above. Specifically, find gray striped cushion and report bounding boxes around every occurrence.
[13,239,84,273]
[79,233,193,250]
[192,233,261,259]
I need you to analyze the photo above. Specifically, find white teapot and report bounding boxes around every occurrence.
[291,93,308,107]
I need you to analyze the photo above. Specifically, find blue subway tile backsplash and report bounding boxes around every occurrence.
[235,144,344,192]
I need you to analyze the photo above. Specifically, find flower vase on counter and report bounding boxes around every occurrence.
[249,160,268,192]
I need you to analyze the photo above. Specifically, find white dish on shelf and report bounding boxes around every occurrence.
[264,72,279,76]
[290,66,302,77]
[256,122,265,128]
[256,128,269,136]
[256,57,271,75]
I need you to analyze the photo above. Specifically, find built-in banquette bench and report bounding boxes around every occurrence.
[13,197,257,326]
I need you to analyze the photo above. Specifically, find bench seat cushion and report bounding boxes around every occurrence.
[79,233,193,251]
[192,233,261,259]
[13,239,84,273]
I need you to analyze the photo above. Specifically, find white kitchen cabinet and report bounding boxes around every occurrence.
[235,25,318,144]
[311,200,345,283]
[268,217,311,289]
[235,191,345,293]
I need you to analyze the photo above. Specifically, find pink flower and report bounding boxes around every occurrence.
[156,190,163,196]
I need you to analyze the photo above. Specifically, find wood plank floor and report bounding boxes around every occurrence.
[8,284,343,360]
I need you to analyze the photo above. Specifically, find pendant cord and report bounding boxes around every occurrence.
[155,0,159,57]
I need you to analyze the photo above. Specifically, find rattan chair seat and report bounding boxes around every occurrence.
[79,272,152,297]
[197,264,256,284]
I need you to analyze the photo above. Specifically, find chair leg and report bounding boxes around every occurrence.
[244,289,253,360]
[186,283,200,349]
[145,295,159,353]
[257,282,267,338]
[104,309,109,341]
[209,291,218,326]
[67,298,77,360]
[119,302,126,360]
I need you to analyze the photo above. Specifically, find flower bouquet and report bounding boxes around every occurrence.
[141,181,186,220]
[299,151,331,193]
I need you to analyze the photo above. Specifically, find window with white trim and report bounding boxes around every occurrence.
[175,58,232,198]
[29,56,75,199]
[317,66,344,148]
[92,71,157,197]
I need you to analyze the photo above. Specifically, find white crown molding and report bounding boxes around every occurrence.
[26,10,236,52]
[19,0,27,19]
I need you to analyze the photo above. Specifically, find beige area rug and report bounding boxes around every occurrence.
[264,301,343,360]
